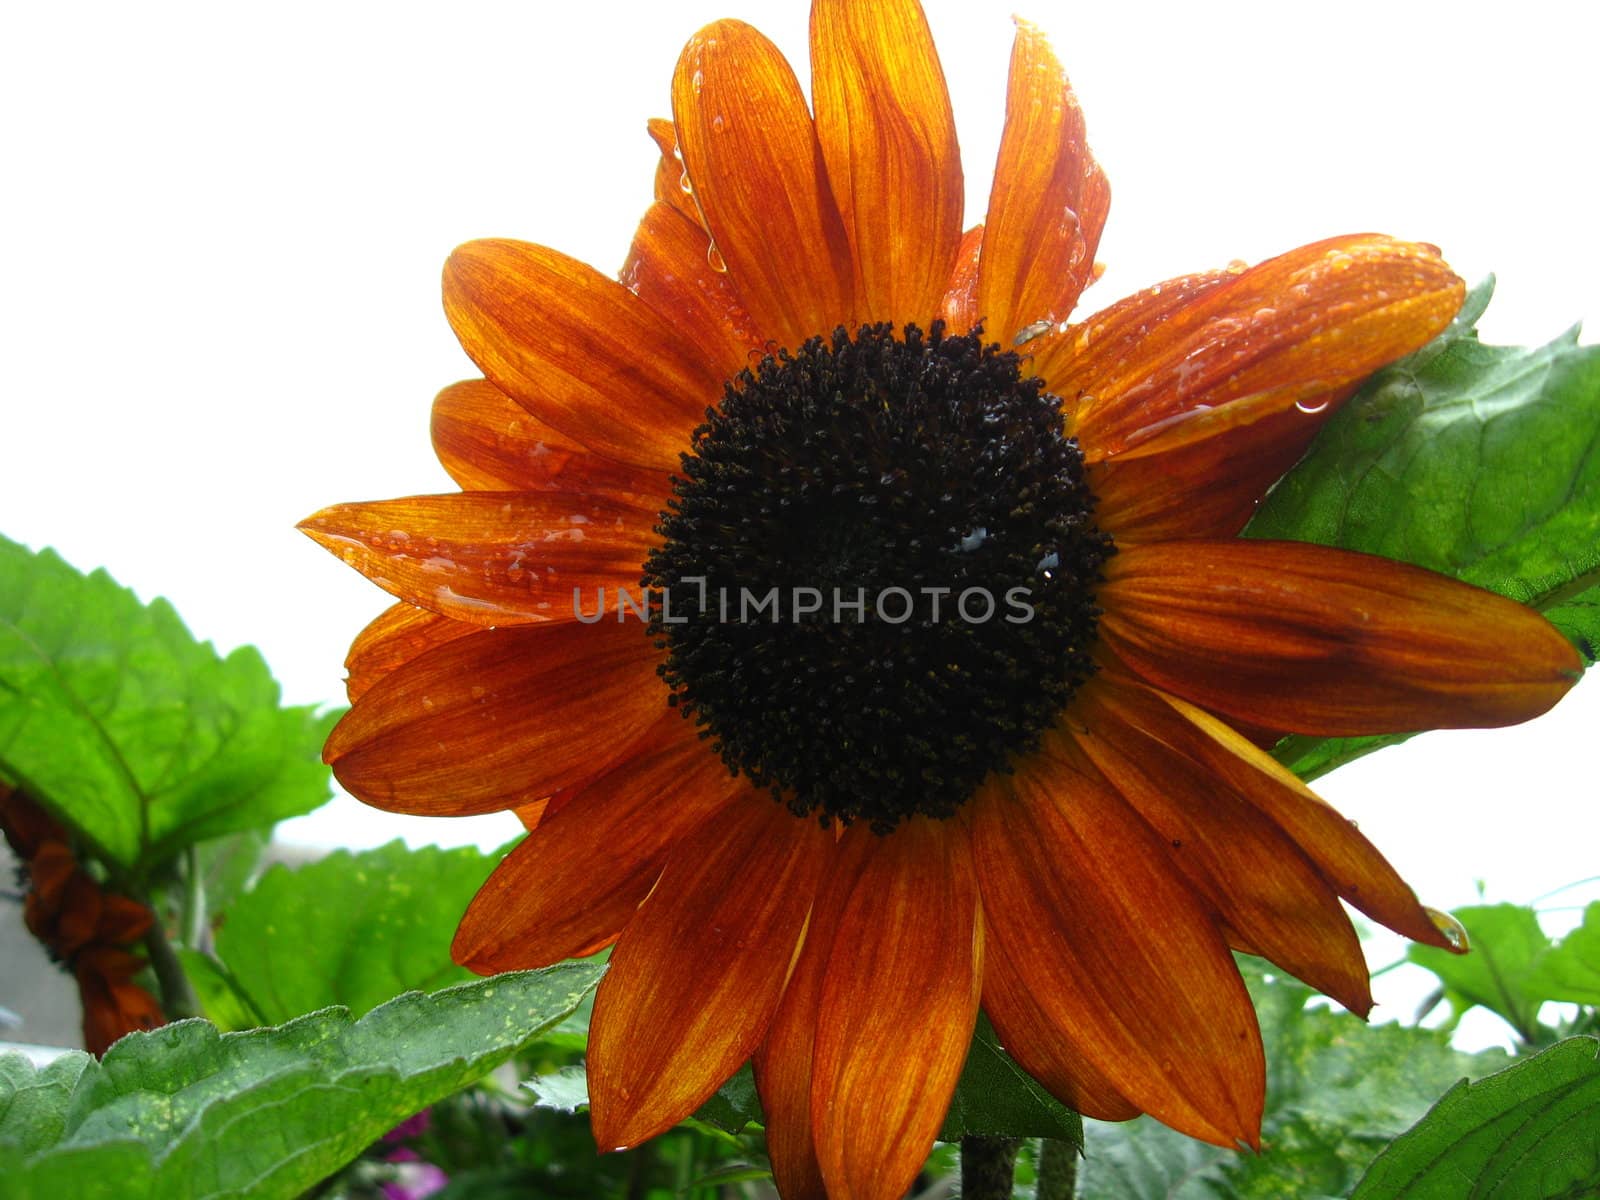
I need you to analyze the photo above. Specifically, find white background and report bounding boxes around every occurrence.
[3,2,1597,1039]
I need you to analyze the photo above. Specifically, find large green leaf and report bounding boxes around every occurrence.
[213,839,501,1024]
[1351,1036,1600,1199]
[0,962,604,1200]
[1408,903,1555,1042]
[1076,958,1506,1199]
[1529,902,1600,1008]
[1242,280,1600,779]
[0,536,339,875]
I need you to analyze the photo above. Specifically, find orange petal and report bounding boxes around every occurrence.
[1035,235,1463,460]
[325,620,663,815]
[968,760,1264,1148]
[981,946,1141,1122]
[1088,384,1356,541]
[587,799,829,1151]
[1068,681,1371,1013]
[431,378,672,499]
[753,826,874,1200]
[975,20,1108,343]
[812,818,982,1200]
[620,200,765,379]
[1133,685,1456,948]
[300,491,661,626]
[344,602,476,703]
[810,0,962,325]
[672,20,856,349]
[452,712,742,971]
[443,239,722,471]
[646,117,700,223]
[937,223,983,333]
[1099,539,1582,736]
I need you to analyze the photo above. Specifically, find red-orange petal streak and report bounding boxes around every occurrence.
[443,239,722,471]
[326,620,663,815]
[753,827,874,1200]
[975,20,1108,343]
[969,761,1264,1148]
[812,818,982,1200]
[810,0,962,325]
[647,117,701,223]
[452,712,743,971]
[1069,682,1371,1013]
[431,378,672,500]
[1099,540,1582,736]
[672,19,856,349]
[588,799,829,1151]
[938,223,984,333]
[621,200,765,380]
[300,491,662,625]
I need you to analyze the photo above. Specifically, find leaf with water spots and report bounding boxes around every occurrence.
[0,962,604,1200]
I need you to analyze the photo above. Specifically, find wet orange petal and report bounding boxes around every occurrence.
[302,492,659,630]
[975,20,1108,343]
[621,200,766,380]
[326,620,663,815]
[1069,681,1371,1013]
[431,378,672,500]
[344,602,476,704]
[443,239,723,471]
[1099,539,1582,736]
[300,491,661,626]
[647,117,700,224]
[981,945,1141,1122]
[452,712,743,971]
[1035,235,1462,459]
[1141,687,1457,948]
[937,223,984,332]
[672,19,856,349]
[968,759,1264,1148]
[588,799,829,1151]
[810,0,962,325]
[811,818,982,1200]
[753,826,874,1200]
[1088,383,1356,541]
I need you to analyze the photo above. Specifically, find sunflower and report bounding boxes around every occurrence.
[301,3,1580,1197]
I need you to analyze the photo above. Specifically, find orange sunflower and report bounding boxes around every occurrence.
[302,4,1581,1198]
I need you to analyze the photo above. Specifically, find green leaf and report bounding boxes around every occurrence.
[938,1014,1083,1145]
[524,1064,590,1114]
[173,950,264,1033]
[0,536,339,875]
[692,1062,760,1135]
[1407,904,1554,1042]
[1077,959,1506,1199]
[1242,279,1600,779]
[1351,1036,1600,1199]
[0,962,605,1200]
[1529,902,1600,1007]
[213,839,501,1024]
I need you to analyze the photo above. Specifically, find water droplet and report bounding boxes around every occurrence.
[691,69,704,93]
[678,171,693,195]
[420,695,435,711]
[1295,397,1330,415]
[706,244,727,273]
[711,113,726,133]
[470,685,486,700]
[1013,319,1052,347]
[1425,907,1469,951]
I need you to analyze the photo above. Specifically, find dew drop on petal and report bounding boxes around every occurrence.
[1425,907,1469,951]
[678,171,693,195]
[711,113,726,133]
[691,68,704,93]
[706,244,727,273]
[1295,397,1331,415]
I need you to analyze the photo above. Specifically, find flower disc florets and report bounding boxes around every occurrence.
[644,322,1112,830]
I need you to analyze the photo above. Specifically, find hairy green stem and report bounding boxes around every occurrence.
[961,1135,1022,1200]
[1036,1137,1079,1200]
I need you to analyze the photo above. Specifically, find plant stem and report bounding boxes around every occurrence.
[960,1135,1021,1200]
[1036,1137,1079,1200]
[143,919,200,1021]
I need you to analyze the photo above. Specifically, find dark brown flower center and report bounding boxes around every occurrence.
[644,322,1112,831]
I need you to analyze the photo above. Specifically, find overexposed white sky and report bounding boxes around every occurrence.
[3,2,1597,1033]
